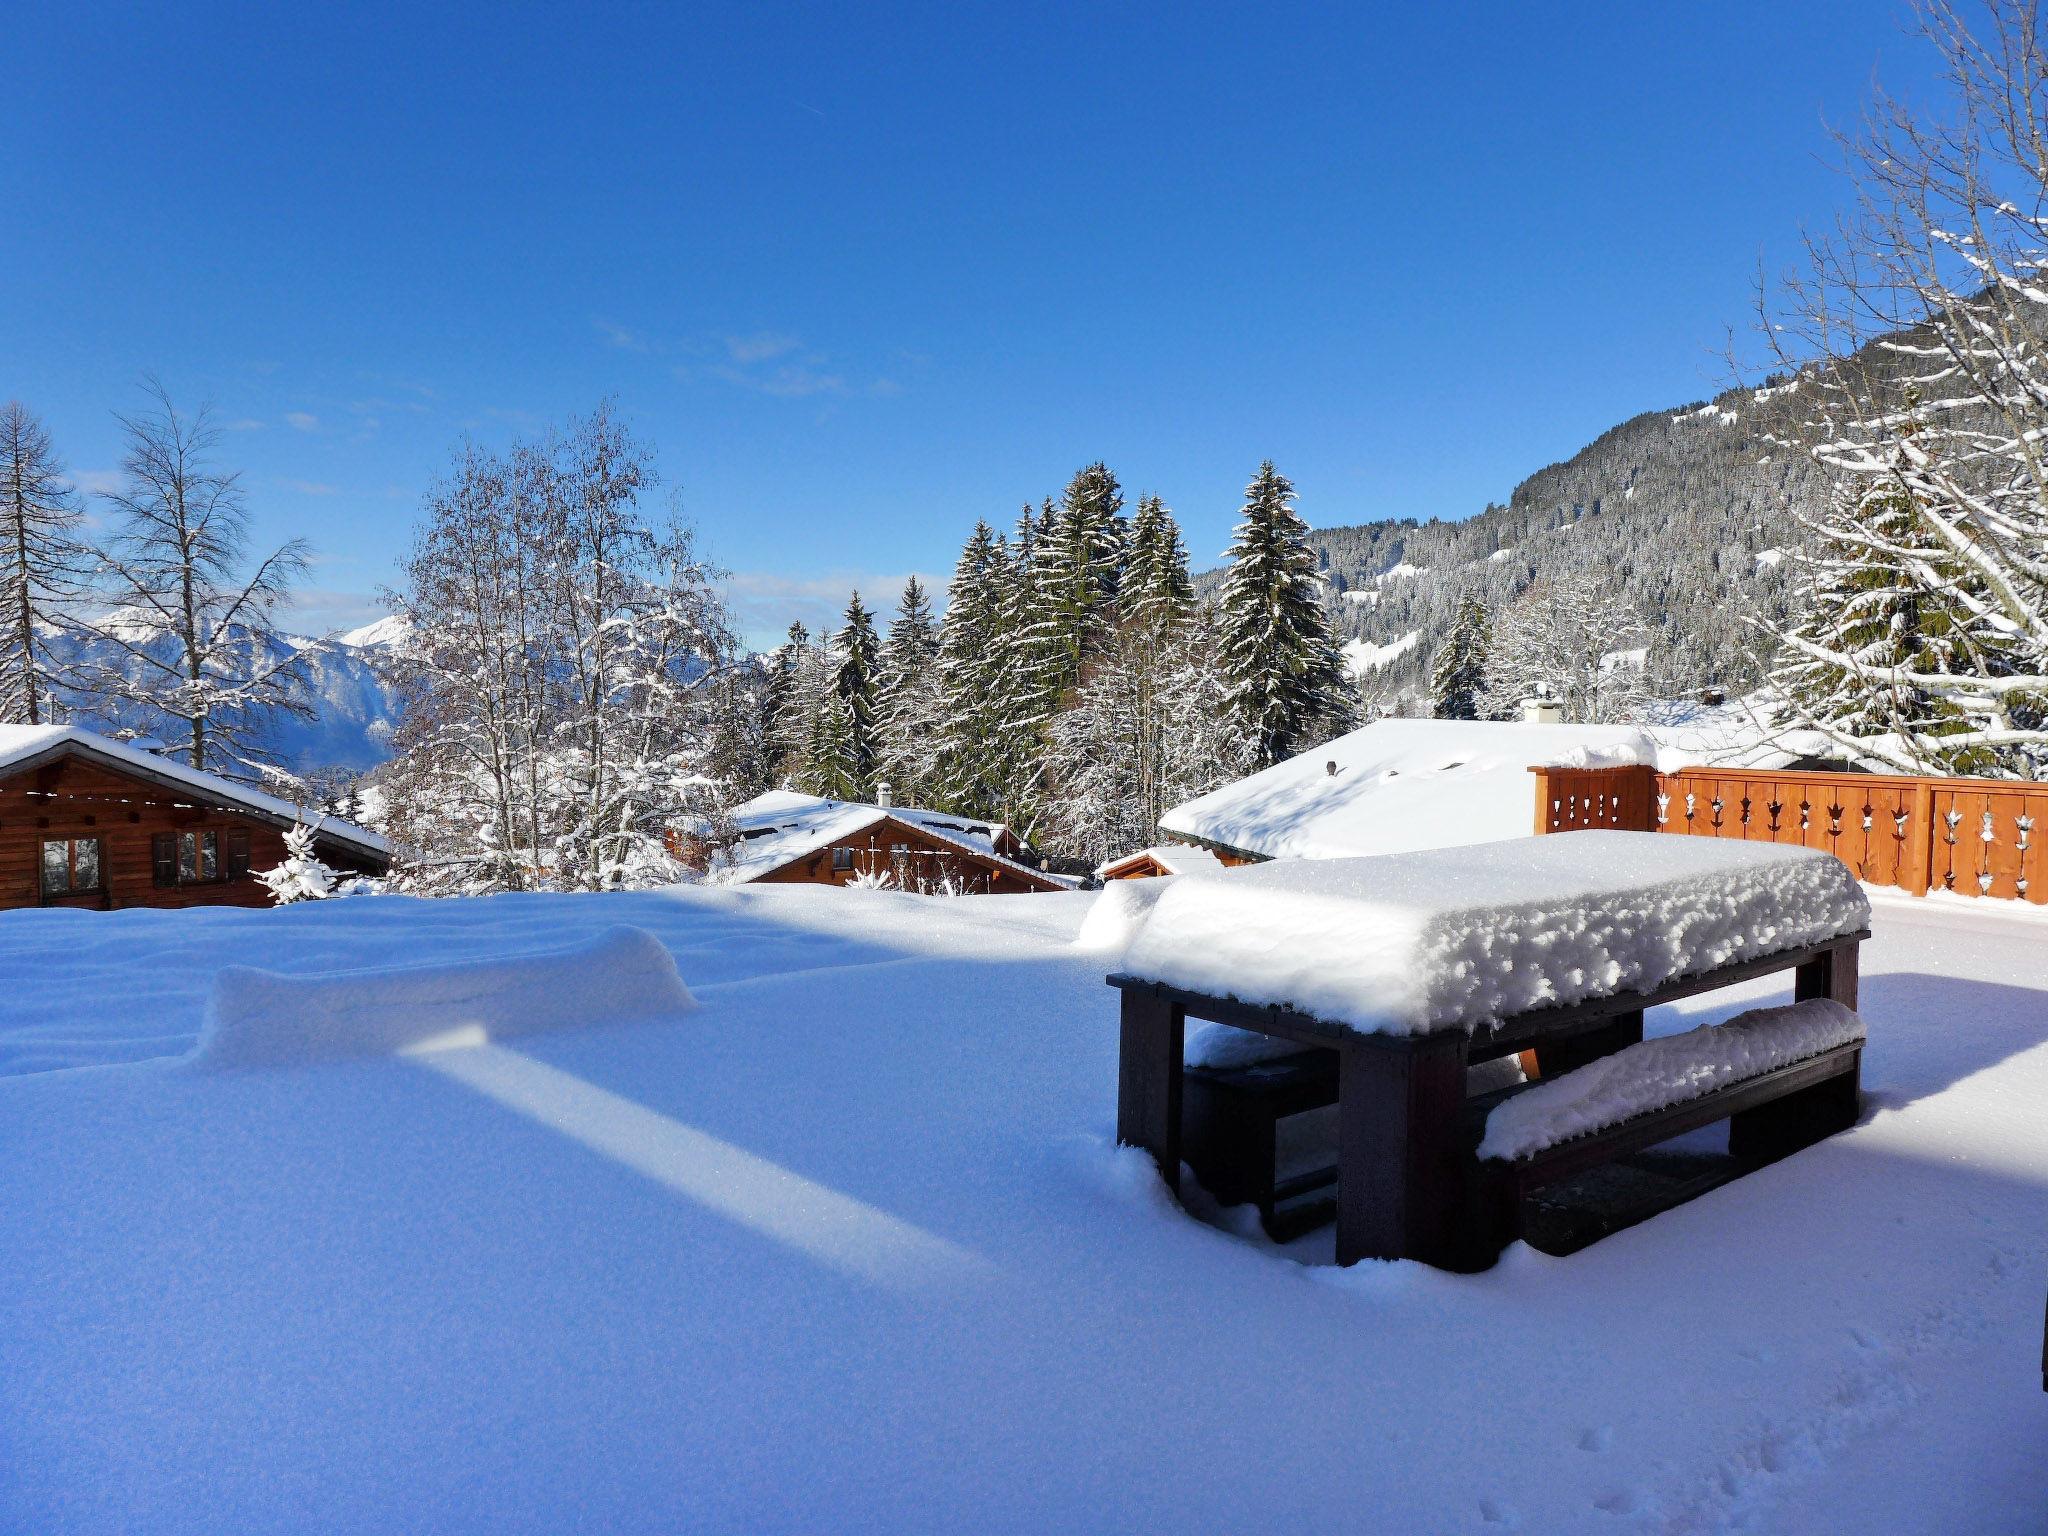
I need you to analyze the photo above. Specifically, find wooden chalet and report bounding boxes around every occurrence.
[0,726,389,912]
[718,790,1073,894]
[1095,844,1236,881]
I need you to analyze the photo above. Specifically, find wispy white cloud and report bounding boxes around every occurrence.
[279,478,340,496]
[222,417,267,432]
[724,331,802,364]
[285,411,319,432]
[63,468,124,496]
[594,318,650,352]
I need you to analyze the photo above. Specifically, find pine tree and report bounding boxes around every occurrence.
[1430,597,1490,721]
[1772,472,2029,775]
[829,590,882,799]
[936,522,1007,817]
[876,575,944,805]
[1121,494,1195,640]
[0,402,86,725]
[762,620,814,784]
[1216,461,1353,766]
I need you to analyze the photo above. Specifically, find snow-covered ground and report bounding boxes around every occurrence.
[3,881,2045,1533]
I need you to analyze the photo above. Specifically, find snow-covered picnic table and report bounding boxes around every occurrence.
[1109,832,1872,1268]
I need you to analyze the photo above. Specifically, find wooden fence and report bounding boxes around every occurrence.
[1531,763,2048,904]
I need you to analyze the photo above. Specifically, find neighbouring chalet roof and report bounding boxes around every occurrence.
[1157,718,1658,864]
[716,790,1074,889]
[1094,844,1232,880]
[0,725,390,865]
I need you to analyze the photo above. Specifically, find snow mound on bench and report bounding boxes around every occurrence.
[1479,998,1866,1160]
[189,925,696,1072]
[1119,831,1869,1037]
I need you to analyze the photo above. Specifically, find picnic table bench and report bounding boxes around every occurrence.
[1107,831,1872,1271]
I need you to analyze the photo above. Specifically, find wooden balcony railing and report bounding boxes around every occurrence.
[1531,763,2048,904]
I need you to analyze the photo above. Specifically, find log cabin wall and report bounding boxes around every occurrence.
[750,817,1062,894]
[1531,762,2048,905]
[0,755,350,912]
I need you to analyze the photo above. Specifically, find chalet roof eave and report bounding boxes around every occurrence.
[5,739,390,867]
[1150,825,1269,867]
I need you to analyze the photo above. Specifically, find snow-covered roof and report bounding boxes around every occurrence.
[0,725,389,862]
[717,791,1073,888]
[1095,844,1231,880]
[1158,718,1657,863]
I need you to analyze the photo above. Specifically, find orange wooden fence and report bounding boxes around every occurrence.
[1531,763,2048,904]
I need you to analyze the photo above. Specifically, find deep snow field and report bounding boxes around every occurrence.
[2,880,2045,1533]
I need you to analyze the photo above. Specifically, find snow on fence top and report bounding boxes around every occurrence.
[1478,998,1867,1160]
[1117,831,1870,1038]
[1156,718,1656,863]
[189,925,695,1071]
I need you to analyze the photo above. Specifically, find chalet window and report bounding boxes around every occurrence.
[40,837,104,896]
[153,829,226,887]
[226,829,251,878]
[831,847,855,871]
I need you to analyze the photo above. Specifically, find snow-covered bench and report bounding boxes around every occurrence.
[1473,998,1865,1252]
[1107,831,1870,1269]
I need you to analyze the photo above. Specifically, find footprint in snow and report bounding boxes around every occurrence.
[1593,1489,1639,1516]
[1578,1425,1614,1452]
[1848,1326,1883,1350]
[1477,1497,1519,1527]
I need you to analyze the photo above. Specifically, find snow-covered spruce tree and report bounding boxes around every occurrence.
[1772,468,2027,775]
[1041,493,1206,861]
[257,820,340,904]
[813,590,881,801]
[1479,568,1651,723]
[935,521,1009,818]
[0,402,88,724]
[764,620,835,788]
[876,575,945,806]
[705,655,773,804]
[75,380,314,774]
[1019,463,1125,706]
[989,506,1062,833]
[1216,461,1353,767]
[1429,597,1490,721]
[381,408,739,894]
[1752,0,2048,775]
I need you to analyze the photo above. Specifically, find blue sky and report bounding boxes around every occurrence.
[1,3,1940,646]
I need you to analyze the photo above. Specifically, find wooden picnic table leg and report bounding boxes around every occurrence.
[1335,1033,1469,1267]
[1795,938,1860,1010]
[1116,986,1184,1193]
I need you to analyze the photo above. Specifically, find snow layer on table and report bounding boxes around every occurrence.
[191,925,694,1071]
[1,881,2046,1533]
[1120,831,1869,1037]
[1157,717,1655,862]
[1479,998,1866,1160]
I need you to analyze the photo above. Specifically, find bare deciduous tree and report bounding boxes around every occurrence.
[74,379,313,773]
[0,401,88,724]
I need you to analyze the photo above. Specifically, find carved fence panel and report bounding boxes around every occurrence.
[1532,763,2048,905]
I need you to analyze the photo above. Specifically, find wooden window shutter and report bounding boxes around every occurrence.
[226,828,251,878]
[151,833,178,888]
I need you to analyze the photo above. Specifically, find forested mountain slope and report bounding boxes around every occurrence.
[1223,376,1831,705]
